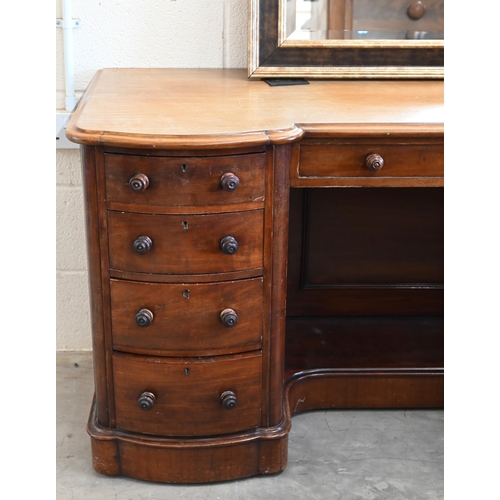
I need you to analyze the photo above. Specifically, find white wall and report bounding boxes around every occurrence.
[56,0,248,350]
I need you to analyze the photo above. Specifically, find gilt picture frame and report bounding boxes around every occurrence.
[248,0,444,79]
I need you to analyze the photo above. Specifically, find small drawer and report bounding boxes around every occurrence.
[107,209,264,275]
[112,351,263,437]
[298,141,443,179]
[104,153,265,210]
[352,0,443,33]
[110,277,263,356]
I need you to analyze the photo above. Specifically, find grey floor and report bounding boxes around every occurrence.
[57,352,444,500]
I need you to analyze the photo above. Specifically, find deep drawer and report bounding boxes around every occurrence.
[104,153,266,209]
[112,351,263,437]
[298,140,443,179]
[107,209,264,275]
[110,277,264,356]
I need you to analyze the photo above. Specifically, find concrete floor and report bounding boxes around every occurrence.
[57,352,444,499]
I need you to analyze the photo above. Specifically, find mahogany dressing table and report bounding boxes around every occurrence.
[67,68,444,483]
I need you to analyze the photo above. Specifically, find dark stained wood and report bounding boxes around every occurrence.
[287,287,444,316]
[80,146,109,427]
[89,435,120,476]
[286,187,444,316]
[298,140,443,178]
[267,144,291,426]
[128,172,149,192]
[110,278,263,356]
[285,316,444,377]
[94,147,119,428]
[259,146,277,428]
[303,188,444,286]
[104,152,266,210]
[112,351,263,436]
[364,152,385,171]
[116,438,285,483]
[287,371,444,412]
[220,172,240,192]
[107,209,264,275]
[87,398,289,483]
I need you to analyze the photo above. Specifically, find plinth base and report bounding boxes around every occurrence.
[87,398,289,483]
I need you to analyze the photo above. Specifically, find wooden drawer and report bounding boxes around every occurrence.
[107,209,264,275]
[297,140,443,181]
[352,0,444,33]
[104,153,265,210]
[110,278,263,356]
[112,351,263,437]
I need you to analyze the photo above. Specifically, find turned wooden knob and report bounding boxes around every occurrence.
[220,235,239,255]
[221,391,237,410]
[220,172,240,192]
[138,391,156,411]
[365,153,384,172]
[220,308,238,327]
[129,173,150,192]
[407,1,426,20]
[133,235,153,254]
[136,308,154,327]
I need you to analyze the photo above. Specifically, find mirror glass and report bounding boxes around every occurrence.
[286,0,444,41]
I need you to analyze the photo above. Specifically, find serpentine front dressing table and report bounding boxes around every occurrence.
[67,68,444,483]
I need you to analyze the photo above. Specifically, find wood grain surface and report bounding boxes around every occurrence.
[67,69,444,148]
[110,278,263,356]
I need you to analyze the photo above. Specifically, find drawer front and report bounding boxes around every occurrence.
[107,209,264,275]
[104,153,266,208]
[112,352,263,436]
[298,142,443,179]
[110,278,264,355]
[352,0,443,33]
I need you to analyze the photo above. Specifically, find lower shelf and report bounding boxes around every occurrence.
[286,369,443,414]
[285,316,444,410]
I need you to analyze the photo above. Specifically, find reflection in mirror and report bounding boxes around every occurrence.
[286,0,444,41]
